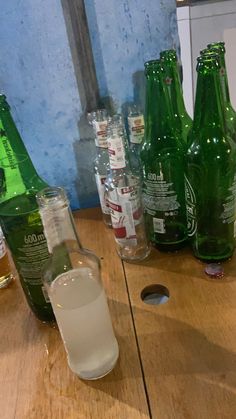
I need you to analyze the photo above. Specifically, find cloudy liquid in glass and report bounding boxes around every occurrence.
[49,268,119,380]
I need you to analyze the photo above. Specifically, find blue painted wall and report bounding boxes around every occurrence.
[85,0,179,110]
[0,0,179,209]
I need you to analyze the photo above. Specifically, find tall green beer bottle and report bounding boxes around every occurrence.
[186,55,236,261]
[160,49,192,145]
[0,94,54,321]
[140,60,187,251]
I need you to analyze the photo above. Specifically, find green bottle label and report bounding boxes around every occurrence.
[0,123,26,202]
[184,175,197,237]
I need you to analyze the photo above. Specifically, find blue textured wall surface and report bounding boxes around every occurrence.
[85,0,179,110]
[0,0,179,209]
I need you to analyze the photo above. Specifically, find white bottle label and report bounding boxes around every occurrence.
[109,186,142,246]
[0,234,6,258]
[153,218,165,234]
[128,115,145,144]
[107,136,126,169]
[95,174,110,215]
[93,120,108,148]
[143,172,181,213]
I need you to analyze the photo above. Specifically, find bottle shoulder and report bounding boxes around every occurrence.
[94,151,109,171]
[0,181,48,216]
[187,131,236,159]
[44,245,101,286]
[106,170,140,190]
[140,136,185,157]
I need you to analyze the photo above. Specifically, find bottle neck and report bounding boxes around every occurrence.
[193,67,226,133]
[164,61,188,117]
[219,53,231,105]
[95,144,108,154]
[0,106,47,203]
[40,200,81,255]
[107,130,129,170]
[145,72,174,141]
[128,113,145,144]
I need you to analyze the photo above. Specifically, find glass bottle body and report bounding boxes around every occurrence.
[186,136,236,261]
[94,148,112,227]
[141,140,187,251]
[186,56,236,261]
[37,187,119,380]
[0,95,54,321]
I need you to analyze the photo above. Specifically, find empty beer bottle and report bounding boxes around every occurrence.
[186,55,236,261]
[88,109,112,227]
[140,60,188,251]
[207,42,236,140]
[0,94,54,321]
[160,49,192,145]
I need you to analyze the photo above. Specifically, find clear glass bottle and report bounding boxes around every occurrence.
[0,226,14,288]
[0,94,54,321]
[37,186,119,380]
[105,115,150,262]
[127,104,145,177]
[88,109,112,227]
[186,54,236,261]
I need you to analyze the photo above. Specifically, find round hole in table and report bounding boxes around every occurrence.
[141,284,169,305]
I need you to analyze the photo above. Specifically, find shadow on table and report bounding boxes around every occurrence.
[124,245,236,282]
[84,298,236,416]
[125,301,236,413]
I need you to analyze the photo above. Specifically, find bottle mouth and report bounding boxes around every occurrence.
[36,186,69,209]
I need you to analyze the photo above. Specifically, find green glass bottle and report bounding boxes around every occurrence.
[186,55,236,261]
[0,94,54,321]
[160,49,192,145]
[140,60,188,251]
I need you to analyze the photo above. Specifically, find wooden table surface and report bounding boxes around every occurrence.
[0,207,236,419]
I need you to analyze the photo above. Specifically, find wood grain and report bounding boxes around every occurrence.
[124,246,236,419]
[0,208,150,419]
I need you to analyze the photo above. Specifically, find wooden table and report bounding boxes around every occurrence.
[0,207,236,419]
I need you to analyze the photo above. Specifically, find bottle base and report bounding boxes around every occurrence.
[118,246,151,263]
[191,236,234,262]
[0,273,14,289]
[68,348,119,380]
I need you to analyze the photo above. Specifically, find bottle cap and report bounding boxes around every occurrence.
[204,263,224,279]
